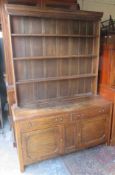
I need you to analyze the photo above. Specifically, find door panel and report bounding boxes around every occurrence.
[80,115,107,147]
[22,126,62,164]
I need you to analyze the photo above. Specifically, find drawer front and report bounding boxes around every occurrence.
[72,105,110,121]
[18,114,70,132]
[17,105,110,132]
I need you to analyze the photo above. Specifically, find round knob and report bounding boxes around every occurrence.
[77,114,81,117]
[60,118,63,121]
[28,122,32,127]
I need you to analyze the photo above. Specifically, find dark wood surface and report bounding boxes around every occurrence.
[6,4,102,20]
[0,0,79,26]
[7,0,78,9]
[12,96,112,171]
[99,34,115,146]
[2,4,103,108]
[99,34,115,88]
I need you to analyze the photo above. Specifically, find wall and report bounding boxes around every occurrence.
[78,0,115,21]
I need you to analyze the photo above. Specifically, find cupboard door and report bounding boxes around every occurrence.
[63,123,79,153]
[80,115,107,148]
[22,126,62,165]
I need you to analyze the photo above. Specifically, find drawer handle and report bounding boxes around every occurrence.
[99,108,105,113]
[60,139,63,142]
[72,114,81,121]
[60,118,63,121]
[102,109,105,112]
[74,114,81,117]
[78,133,81,137]
[29,122,32,127]
[78,115,81,117]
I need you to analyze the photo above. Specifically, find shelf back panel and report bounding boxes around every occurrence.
[3,5,103,108]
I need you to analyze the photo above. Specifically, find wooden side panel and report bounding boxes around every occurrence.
[99,35,115,146]
[1,1,14,85]
[1,1,18,110]
[99,85,115,101]
[99,35,115,88]
[110,97,115,145]
[99,43,111,86]
[110,49,115,87]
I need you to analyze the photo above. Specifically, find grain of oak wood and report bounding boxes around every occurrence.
[12,96,112,172]
[2,4,112,173]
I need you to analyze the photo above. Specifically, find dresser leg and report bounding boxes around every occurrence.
[20,164,25,172]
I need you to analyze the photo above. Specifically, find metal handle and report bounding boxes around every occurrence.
[60,118,63,121]
[60,139,63,142]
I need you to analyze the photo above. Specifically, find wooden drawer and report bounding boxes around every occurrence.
[18,114,70,132]
[72,105,110,121]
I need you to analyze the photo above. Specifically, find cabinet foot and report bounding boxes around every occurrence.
[20,164,25,173]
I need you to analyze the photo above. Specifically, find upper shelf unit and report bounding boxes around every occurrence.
[3,4,103,107]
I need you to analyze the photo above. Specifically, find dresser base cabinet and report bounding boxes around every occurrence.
[12,97,112,172]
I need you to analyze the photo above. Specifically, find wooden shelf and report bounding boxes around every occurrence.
[20,93,94,107]
[16,74,97,85]
[4,5,102,109]
[13,55,97,61]
[11,34,98,38]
